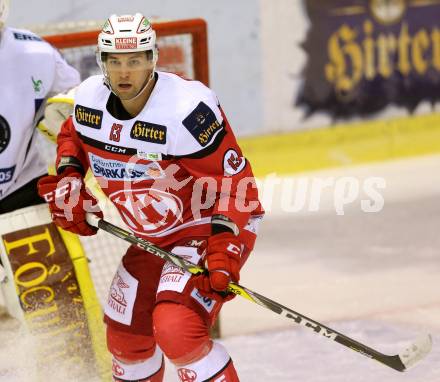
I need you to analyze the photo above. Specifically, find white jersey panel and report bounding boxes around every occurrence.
[73,72,224,157]
[0,27,80,200]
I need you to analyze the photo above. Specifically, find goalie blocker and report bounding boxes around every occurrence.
[0,204,110,380]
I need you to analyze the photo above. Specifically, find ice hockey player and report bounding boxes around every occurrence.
[38,13,264,382]
[0,0,80,213]
[0,0,80,321]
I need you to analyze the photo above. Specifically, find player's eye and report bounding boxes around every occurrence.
[108,59,120,67]
[128,59,142,67]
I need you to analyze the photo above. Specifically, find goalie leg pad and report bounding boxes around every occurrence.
[153,301,212,365]
[112,345,164,382]
[175,342,239,382]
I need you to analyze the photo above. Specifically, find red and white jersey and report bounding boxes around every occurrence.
[57,72,263,248]
[0,27,80,200]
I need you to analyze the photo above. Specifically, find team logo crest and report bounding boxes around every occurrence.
[223,149,246,176]
[112,359,125,377]
[31,76,45,97]
[177,368,197,382]
[110,188,183,236]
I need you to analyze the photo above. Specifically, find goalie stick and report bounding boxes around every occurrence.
[86,214,432,372]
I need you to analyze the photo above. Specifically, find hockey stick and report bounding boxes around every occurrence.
[86,214,432,372]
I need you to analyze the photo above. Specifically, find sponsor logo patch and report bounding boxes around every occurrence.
[109,273,129,313]
[115,37,137,50]
[0,166,15,185]
[117,16,135,22]
[137,151,162,161]
[75,105,103,129]
[104,143,128,154]
[13,32,42,41]
[105,264,138,325]
[89,153,163,181]
[158,262,187,293]
[157,246,200,294]
[130,121,167,144]
[191,289,216,313]
[0,115,11,154]
[182,102,223,147]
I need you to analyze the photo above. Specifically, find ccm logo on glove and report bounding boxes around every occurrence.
[41,177,82,203]
[38,168,103,236]
[226,243,241,256]
[192,232,242,300]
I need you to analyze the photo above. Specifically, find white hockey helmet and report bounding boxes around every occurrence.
[0,0,10,30]
[96,13,158,93]
[98,13,157,55]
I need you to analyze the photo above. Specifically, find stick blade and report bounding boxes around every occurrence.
[398,334,432,370]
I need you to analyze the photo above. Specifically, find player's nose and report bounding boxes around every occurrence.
[118,63,131,77]
[119,70,130,80]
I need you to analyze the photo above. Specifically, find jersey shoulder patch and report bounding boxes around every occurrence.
[73,76,108,129]
[182,101,223,147]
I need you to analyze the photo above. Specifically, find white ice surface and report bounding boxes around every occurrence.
[1,154,439,381]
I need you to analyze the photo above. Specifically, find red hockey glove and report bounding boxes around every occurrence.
[37,168,102,236]
[193,232,242,300]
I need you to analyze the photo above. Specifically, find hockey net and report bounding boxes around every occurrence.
[36,18,209,306]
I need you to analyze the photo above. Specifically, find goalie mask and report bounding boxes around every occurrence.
[96,13,158,99]
[0,0,9,30]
